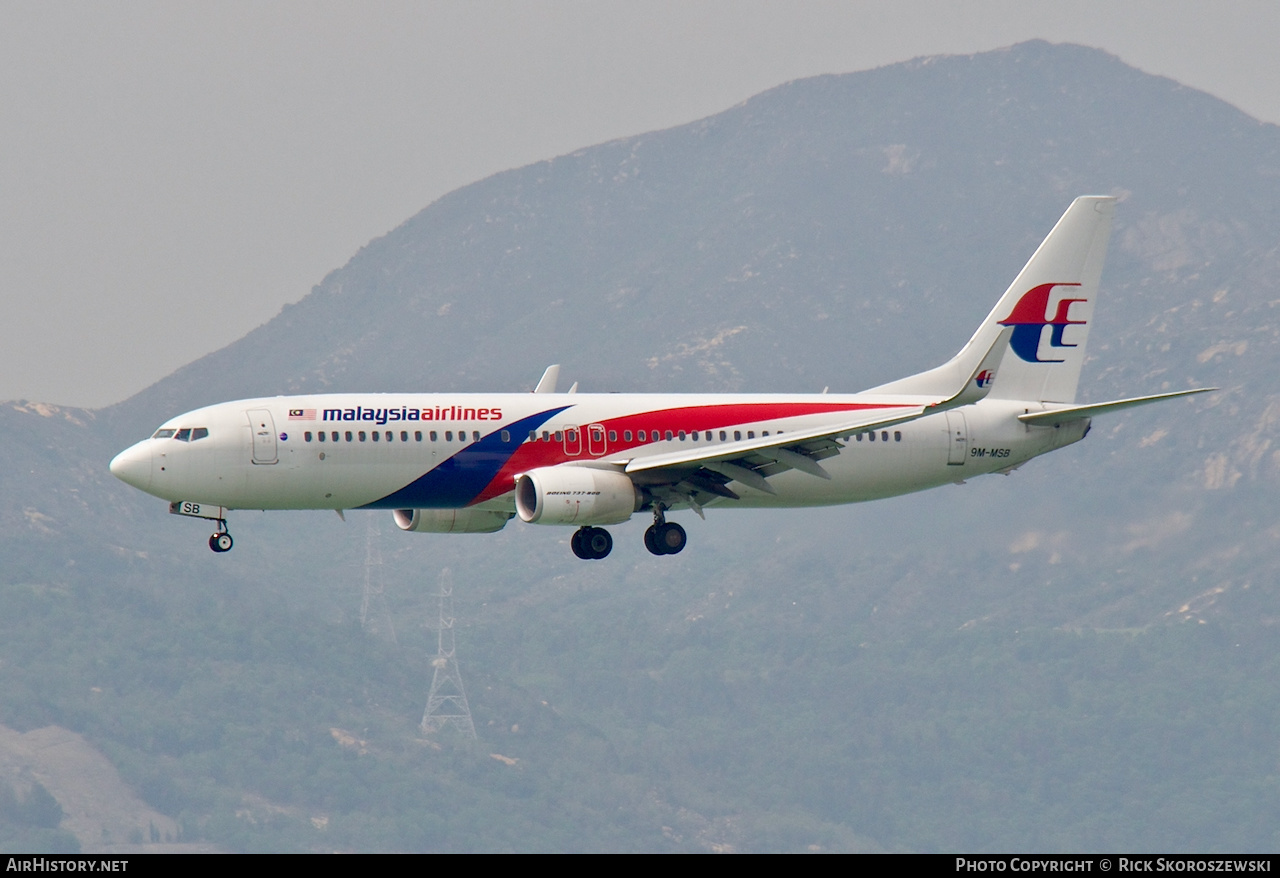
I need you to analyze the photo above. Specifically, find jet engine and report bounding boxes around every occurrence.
[515,466,642,526]
[392,508,512,534]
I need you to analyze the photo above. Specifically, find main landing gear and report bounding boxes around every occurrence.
[644,507,686,556]
[569,508,687,561]
[571,526,613,560]
[208,520,234,553]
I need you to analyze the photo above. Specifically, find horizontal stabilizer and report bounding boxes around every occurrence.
[1017,388,1217,426]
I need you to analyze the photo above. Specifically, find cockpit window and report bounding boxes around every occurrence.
[162,426,210,442]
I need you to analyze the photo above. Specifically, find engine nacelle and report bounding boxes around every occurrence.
[392,508,512,534]
[515,466,642,526]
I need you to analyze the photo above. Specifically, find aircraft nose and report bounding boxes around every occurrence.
[109,442,153,491]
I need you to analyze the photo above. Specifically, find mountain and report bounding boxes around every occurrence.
[3,40,1279,852]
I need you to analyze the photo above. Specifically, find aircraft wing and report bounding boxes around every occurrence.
[616,328,1013,513]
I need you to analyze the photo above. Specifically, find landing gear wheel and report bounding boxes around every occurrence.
[645,522,686,555]
[585,526,612,559]
[571,526,612,560]
[656,522,686,555]
[644,525,661,556]
[573,527,611,560]
[209,532,233,553]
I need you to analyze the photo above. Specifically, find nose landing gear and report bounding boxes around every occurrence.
[169,502,235,553]
[208,520,233,553]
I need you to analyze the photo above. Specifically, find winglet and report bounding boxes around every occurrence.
[533,365,560,394]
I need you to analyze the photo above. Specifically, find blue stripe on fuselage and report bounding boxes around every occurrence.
[358,407,570,509]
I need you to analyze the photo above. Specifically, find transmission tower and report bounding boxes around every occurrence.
[360,517,398,644]
[421,567,476,739]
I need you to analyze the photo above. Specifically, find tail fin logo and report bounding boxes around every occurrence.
[998,283,1086,363]
[975,369,996,389]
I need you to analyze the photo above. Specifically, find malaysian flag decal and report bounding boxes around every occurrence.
[288,409,316,421]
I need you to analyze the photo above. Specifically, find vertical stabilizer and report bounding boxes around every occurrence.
[869,196,1115,404]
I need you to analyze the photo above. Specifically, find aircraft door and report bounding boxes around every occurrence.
[945,410,968,465]
[247,409,278,464]
[587,423,606,457]
[563,427,582,456]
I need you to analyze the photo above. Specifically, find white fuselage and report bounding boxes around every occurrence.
[109,392,1086,515]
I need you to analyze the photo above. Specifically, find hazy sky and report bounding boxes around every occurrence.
[4,1,1278,409]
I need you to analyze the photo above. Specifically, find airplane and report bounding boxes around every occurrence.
[110,196,1213,560]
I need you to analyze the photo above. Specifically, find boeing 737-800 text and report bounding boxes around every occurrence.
[110,197,1211,559]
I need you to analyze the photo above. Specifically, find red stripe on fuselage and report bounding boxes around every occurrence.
[468,400,911,505]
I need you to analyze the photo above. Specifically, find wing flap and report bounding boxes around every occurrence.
[622,406,927,475]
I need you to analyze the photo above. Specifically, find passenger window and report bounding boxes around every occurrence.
[665,430,674,441]
[445,431,453,441]
[473,431,480,441]
[501,430,511,443]
[637,430,645,441]
[430,431,438,441]
[317,431,325,442]
[894,431,902,442]
[415,431,422,442]
[734,431,741,441]
[400,431,408,442]
[542,431,550,441]
[359,431,367,442]
[747,431,755,439]
[763,431,769,437]
[608,430,617,442]
[624,430,633,442]
[719,431,727,441]
[881,431,889,442]
[345,431,353,442]
[554,431,563,442]
[856,433,863,442]
[331,432,339,442]
[304,432,312,442]
[372,431,380,442]
[566,429,576,442]
[869,431,876,442]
